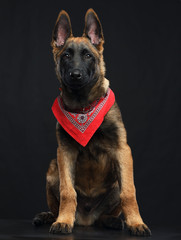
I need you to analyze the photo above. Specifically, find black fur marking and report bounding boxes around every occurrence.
[77,186,120,216]
[95,121,119,147]
[98,215,124,230]
[59,43,97,90]
[32,212,55,226]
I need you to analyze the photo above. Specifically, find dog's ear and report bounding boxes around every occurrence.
[83,9,104,48]
[52,10,73,47]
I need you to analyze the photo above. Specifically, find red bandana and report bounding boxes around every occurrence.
[52,88,115,147]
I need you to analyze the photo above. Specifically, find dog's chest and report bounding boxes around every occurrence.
[75,144,117,197]
[57,117,120,197]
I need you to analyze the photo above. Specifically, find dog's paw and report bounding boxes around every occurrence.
[128,223,151,236]
[32,212,55,226]
[49,221,73,234]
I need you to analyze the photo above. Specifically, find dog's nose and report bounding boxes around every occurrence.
[70,69,82,80]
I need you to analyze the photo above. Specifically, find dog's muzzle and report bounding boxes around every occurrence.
[70,69,82,80]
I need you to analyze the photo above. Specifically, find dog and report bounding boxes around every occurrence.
[33,9,151,236]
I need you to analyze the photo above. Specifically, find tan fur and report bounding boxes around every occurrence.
[75,211,97,226]
[56,145,78,224]
[50,98,148,231]
[44,8,151,236]
[75,149,112,197]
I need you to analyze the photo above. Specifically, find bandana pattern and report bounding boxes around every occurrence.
[52,88,115,147]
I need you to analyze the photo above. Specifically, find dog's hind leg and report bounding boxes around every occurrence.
[32,186,58,226]
[33,159,59,226]
[94,185,124,230]
[33,211,55,226]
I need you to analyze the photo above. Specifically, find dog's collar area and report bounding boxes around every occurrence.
[59,87,107,114]
[52,88,115,146]
[62,97,106,114]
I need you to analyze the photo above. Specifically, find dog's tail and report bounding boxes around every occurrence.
[32,211,55,226]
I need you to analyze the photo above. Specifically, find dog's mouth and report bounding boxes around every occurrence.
[62,79,90,90]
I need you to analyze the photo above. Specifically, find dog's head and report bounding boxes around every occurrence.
[51,9,106,92]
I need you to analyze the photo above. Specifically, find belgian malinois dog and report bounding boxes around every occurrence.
[33,8,151,236]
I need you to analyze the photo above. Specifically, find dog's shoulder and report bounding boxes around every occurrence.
[92,101,123,147]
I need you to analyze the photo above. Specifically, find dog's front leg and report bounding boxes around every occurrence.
[49,146,78,234]
[113,143,151,236]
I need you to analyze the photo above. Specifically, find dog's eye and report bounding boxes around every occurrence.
[63,53,71,59]
[85,53,92,59]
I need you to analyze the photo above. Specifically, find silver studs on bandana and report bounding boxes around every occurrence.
[77,114,88,124]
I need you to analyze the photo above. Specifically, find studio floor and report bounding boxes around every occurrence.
[0,219,180,240]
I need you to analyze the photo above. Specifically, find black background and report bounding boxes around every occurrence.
[0,0,181,228]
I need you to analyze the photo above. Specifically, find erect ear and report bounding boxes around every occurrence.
[52,10,73,47]
[83,8,104,46]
